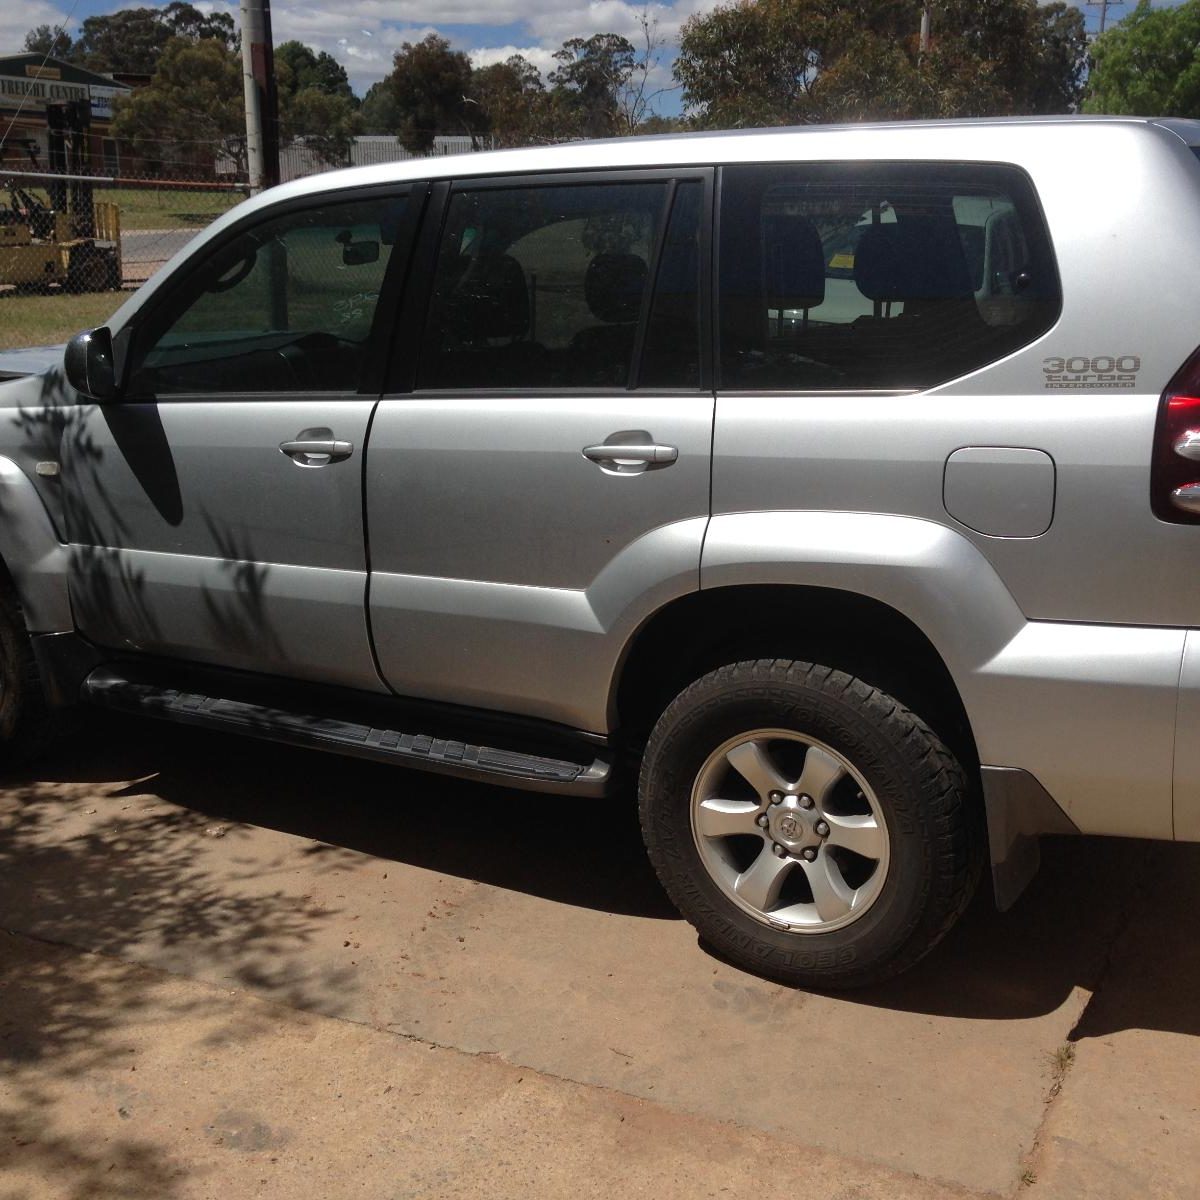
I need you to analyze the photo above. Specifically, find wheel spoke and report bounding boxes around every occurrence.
[733,847,794,911]
[823,812,884,861]
[695,797,762,840]
[801,853,855,923]
[795,745,845,805]
[725,740,788,800]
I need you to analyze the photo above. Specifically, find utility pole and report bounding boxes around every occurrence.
[919,2,932,55]
[1087,0,1125,35]
[240,0,280,194]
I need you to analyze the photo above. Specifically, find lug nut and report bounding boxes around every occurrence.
[798,794,815,810]
[801,847,818,862]
[772,843,787,858]
[769,791,784,805]
[815,820,830,837]
[756,813,769,828]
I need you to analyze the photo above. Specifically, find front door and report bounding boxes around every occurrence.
[62,188,417,691]
[367,172,713,732]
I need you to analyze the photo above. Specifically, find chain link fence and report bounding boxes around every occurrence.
[0,136,483,351]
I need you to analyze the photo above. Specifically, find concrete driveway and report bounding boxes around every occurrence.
[1,714,1198,1199]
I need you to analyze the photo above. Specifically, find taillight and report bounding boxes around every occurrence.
[1151,349,1200,523]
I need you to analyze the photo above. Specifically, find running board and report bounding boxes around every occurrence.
[83,668,612,796]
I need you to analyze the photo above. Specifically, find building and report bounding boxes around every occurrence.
[0,54,132,176]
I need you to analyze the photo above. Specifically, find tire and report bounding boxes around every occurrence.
[0,581,59,768]
[638,659,980,989]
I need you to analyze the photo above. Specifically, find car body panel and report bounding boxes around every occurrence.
[61,398,383,691]
[366,396,713,729]
[700,510,1181,838]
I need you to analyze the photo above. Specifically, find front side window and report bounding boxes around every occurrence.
[129,193,408,395]
[719,163,1060,392]
[419,181,672,390]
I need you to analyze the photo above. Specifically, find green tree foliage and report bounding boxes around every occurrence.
[359,80,402,134]
[23,25,76,61]
[275,41,355,102]
[471,55,553,146]
[675,0,1087,127]
[637,114,686,134]
[25,3,238,76]
[275,41,361,166]
[388,34,482,153]
[549,33,636,138]
[1084,0,1200,116]
[111,35,244,173]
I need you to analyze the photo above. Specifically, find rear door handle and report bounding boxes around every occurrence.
[279,439,353,466]
[582,442,679,466]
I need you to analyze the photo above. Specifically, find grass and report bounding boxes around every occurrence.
[0,291,126,349]
[100,186,244,231]
[1049,1043,1076,1075]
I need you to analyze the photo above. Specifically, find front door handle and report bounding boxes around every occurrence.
[582,441,679,469]
[279,438,353,467]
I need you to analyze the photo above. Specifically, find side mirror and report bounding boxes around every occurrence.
[64,326,118,401]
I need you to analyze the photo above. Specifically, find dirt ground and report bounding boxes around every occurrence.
[1,714,1198,1199]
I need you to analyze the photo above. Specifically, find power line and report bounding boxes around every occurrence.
[0,0,86,149]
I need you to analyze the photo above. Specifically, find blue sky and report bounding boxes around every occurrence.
[1,0,1186,117]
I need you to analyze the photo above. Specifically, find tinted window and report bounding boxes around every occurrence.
[419,182,669,390]
[719,164,1059,391]
[640,180,703,389]
[130,194,407,395]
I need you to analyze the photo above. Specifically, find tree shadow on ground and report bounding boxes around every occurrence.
[0,721,361,1199]
[9,712,1200,1056]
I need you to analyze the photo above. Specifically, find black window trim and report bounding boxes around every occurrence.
[384,165,715,398]
[712,158,1063,395]
[116,180,427,401]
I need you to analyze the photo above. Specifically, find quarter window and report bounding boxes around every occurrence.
[718,164,1060,391]
[129,194,408,395]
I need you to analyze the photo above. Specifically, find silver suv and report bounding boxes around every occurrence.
[3,116,1199,988]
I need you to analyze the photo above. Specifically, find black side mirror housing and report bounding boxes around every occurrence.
[64,327,118,401]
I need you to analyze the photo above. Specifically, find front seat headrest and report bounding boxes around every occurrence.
[450,254,529,339]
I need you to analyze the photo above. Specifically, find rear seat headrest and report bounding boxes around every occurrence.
[585,253,648,323]
[854,219,973,303]
[762,213,826,310]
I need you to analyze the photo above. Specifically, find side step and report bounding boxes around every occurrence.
[83,668,612,796]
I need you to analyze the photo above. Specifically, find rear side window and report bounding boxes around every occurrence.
[718,163,1060,392]
[419,181,682,390]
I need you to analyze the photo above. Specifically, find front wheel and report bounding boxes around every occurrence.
[0,581,60,767]
[638,659,980,989]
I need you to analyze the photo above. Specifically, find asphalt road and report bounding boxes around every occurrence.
[2,713,1198,1198]
[120,228,201,279]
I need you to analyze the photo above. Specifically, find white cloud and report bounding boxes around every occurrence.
[0,0,74,57]
[468,44,559,76]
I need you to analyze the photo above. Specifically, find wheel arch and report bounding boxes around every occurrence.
[612,583,980,775]
[0,456,73,633]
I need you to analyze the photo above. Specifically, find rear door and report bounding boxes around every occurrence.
[366,170,713,732]
[62,186,421,690]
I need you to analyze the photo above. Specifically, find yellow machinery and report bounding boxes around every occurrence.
[0,184,122,293]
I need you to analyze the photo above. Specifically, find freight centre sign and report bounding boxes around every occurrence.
[0,56,130,120]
